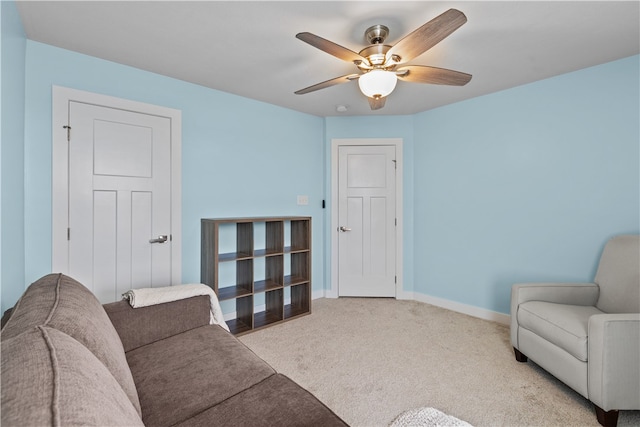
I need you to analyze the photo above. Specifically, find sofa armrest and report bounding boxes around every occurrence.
[104,295,211,352]
[588,313,640,411]
[510,282,599,347]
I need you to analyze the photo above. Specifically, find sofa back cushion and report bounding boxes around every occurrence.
[104,296,211,352]
[595,235,640,314]
[0,273,142,416]
[1,326,143,426]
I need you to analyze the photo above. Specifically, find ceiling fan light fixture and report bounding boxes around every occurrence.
[358,70,397,98]
[295,8,470,111]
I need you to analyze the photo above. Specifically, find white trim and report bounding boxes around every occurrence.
[51,86,182,285]
[329,138,403,299]
[396,290,415,301]
[410,291,511,325]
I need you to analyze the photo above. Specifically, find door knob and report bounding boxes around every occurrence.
[338,226,352,232]
[149,235,168,244]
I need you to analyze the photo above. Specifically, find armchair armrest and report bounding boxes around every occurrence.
[510,282,599,347]
[104,295,211,352]
[588,313,640,411]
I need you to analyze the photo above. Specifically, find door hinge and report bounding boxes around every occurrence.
[63,125,71,142]
[67,228,70,240]
[395,218,397,226]
[395,275,397,284]
[392,159,397,169]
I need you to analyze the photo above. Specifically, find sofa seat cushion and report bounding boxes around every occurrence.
[1,326,143,426]
[174,373,347,427]
[126,324,276,427]
[518,301,604,361]
[0,273,142,416]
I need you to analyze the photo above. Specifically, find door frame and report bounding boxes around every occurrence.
[51,86,182,285]
[329,138,403,298]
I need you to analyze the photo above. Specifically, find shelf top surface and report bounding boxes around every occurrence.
[202,216,311,223]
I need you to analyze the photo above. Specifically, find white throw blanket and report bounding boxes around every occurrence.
[390,407,472,427]
[122,284,230,332]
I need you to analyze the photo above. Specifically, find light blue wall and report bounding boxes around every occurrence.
[5,22,639,318]
[21,41,325,311]
[413,55,640,314]
[324,116,415,293]
[1,0,27,312]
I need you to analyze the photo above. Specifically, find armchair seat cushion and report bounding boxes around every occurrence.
[518,301,604,361]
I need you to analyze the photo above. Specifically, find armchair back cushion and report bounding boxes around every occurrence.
[595,235,640,314]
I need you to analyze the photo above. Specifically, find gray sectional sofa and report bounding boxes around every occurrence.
[1,273,347,426]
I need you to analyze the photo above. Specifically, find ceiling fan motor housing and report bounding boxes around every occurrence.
[365,24,389,44]
[358,44,392,67]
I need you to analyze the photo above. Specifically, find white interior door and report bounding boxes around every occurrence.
[53,91,179,303]
[338,145,396,297]
[53,87,181,302]
[68,102,171,302]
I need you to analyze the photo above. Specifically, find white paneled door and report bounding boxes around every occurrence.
[65,100,173,302]
[338,145,396,297]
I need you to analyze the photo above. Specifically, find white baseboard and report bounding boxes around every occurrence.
[324,288,338,298]
[320,289,509,325]
[409,291,510,325]
[396,290,415,301]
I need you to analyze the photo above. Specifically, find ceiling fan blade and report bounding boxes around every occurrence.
[368,96,386,110]
[386,9,467,64]
[296,32,369,65]
[396,65,472,86]
[295,74,360,95]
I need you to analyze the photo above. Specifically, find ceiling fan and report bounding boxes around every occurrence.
[294,8,472,110]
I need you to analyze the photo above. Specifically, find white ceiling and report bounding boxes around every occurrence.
[16,1,640,117]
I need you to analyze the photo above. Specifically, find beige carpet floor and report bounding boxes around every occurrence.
[239,297,640,427]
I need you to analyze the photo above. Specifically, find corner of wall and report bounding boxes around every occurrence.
[1,0,27,312]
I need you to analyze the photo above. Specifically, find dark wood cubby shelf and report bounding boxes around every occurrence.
[201,217,312,336]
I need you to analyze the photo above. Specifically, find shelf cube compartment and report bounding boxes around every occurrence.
[254,289,284,329]
[235,222,254,258]
[285,283,310,320]
[254,255,284,293]
[214,221,254,259]
[284,251,309,286]
[265,221,284,254]
[290,219,310,252]
[216,259,253,300]
[254,221,284,257]
[226,295,253,335]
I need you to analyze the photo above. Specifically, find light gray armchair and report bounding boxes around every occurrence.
[511,235,640,427]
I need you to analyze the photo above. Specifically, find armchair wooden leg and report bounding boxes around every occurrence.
[594,405,619,427]
[513,347,528,362]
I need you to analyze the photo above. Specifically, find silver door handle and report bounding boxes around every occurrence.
[338,226,352,232]
[149,235,168,244]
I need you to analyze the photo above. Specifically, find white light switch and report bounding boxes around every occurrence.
[297,195,309,206]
